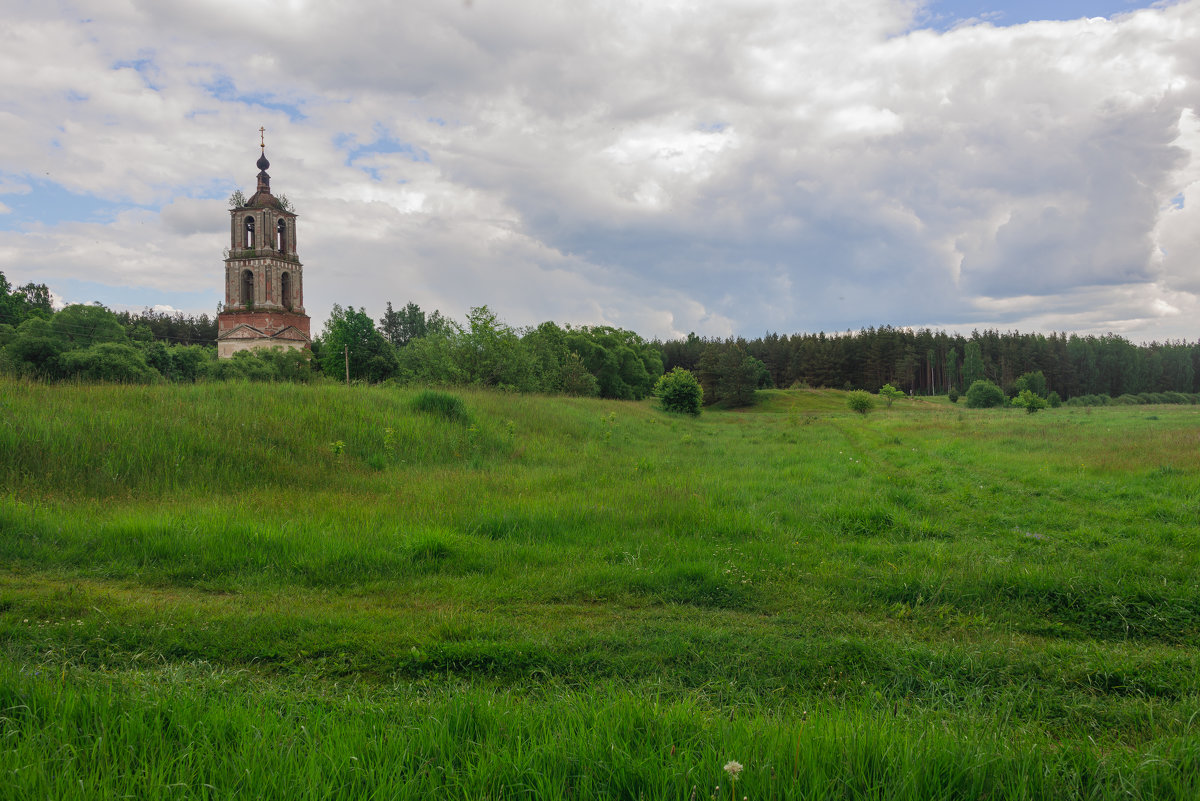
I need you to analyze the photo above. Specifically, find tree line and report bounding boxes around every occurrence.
[315,303,664,400]
[4,270,1198,403]
[662,326,1200,400]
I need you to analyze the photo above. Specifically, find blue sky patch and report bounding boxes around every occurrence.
[203,76,307,122]
[0,179,153,231]
[335,129,430,180]
[112,55,162,90]
[919,0,1159,29]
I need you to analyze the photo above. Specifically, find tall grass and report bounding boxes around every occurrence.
[3,663,1197,800]
[2,379,1199,798]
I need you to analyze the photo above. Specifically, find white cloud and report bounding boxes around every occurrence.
[0,0,1198,343]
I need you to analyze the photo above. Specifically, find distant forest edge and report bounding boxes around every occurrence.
[2,270,1198,404]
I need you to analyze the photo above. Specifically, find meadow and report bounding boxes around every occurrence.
[1,380,1198,799]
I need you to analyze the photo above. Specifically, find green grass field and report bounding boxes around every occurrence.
[2,381,1198,799]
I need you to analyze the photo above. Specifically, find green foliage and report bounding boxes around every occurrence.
[51,304,128,349]
[559,351,599,397]
[947,388,960,403]
[962,341,986,389]
[1012,388,1049,414]
[58,342,159,383]
[6,317,66,378]
[163,345,212,382]
[696,341,766,407]
[653,367,703,415]
[228,189,246,209]
[0,273,53,327]
[113,308,217,346]
[393,331,463,385]
[944,348,959,393]
[200,347,310,382]
[847,390,874,414]
[965,379,1005,408]
[878,383,904,407]
[456,306,537,391]
[565,326,662,400]
[378,301,430,348]
[1011,370,1048,399]
[410,389,469,422]
[319,304,397,382]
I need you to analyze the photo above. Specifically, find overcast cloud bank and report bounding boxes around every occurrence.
[0,0,1197,343]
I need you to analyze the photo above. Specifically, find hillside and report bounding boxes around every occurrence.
[2,381,1199,799]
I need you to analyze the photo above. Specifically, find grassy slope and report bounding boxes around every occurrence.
[1,380,1199,799]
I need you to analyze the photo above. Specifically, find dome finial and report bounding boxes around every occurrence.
[256,126,270,171]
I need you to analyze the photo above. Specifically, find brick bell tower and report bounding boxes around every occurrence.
[217,130,311,358]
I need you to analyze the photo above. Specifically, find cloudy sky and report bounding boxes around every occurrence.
[1,0,1197,343]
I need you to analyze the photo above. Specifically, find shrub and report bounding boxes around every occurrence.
[411,389,469,422]
[965,380,1005,409]
[653,367,703,415]
[947,388,959,403]
[878,383,904,408]
[201,350,277,382]
[1012,389,1049,414]
[847,390,874,414]
[1047,391,1061,408]
[58,342,160,383]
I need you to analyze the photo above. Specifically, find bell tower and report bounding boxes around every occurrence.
[216,130,312,358]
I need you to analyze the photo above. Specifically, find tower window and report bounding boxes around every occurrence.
[277,219,287,253]
[281,272,292,309]
[244,216,256,249]
[241,269,254,306]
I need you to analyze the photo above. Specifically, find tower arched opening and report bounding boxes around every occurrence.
[241,269,254,306]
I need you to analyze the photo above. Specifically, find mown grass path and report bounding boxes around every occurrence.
[2,381,1198,798]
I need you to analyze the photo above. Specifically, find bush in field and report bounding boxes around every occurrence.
[878,383,903,408]
[1066,394,1111,407]
[965,380,1005,408]
[57,342,159,383]
[947,388,959,403]
[1012,388,1049,414]
[1011,370,1048,399]
[1047,391,1061,408]
[847,390,874,414]
[411,389,469,423]
[654,367,703,415]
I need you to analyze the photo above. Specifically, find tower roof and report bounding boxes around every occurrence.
[245,130,289,212]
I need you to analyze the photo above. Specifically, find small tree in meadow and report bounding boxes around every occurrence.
[654,367,703,415]
[965,379,1005,408]
[1012,388,1049,414]
[1011,370,1048,399]
[847,390,874,414]
[878,383,904,408]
